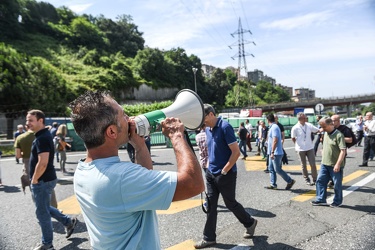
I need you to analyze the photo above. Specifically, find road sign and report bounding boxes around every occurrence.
[315,103,324,113]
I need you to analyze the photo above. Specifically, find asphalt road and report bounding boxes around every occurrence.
[0,139,374,250]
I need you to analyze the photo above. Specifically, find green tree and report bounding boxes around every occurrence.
[0,0,22,39]
[95,14,145,58]
[204,68,231,108]
[132,47,175,88]
[225,80,255,107]
[22,0,59,34]
[0,43,69,138]
[362,103,375,115]
[253,80,290,104]
[70,16,104,49]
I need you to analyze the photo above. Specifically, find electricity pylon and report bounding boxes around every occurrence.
[229,17,255,106]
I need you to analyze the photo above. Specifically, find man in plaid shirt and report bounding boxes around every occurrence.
[195,124,208,173]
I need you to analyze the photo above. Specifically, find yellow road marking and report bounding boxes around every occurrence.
[58,195,81,215]
[292,170,369,202]
[157,199,202,214]
[165,240,195,250]
[58,195,202,215]
[244,156,321,171]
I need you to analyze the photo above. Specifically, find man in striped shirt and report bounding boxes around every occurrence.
[195,124,208,172]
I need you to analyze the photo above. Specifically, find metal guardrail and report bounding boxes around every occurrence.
[0,140,14,147]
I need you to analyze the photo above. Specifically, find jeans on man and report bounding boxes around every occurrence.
[268,154,291,187]
[315,164,343,205]
[238,140,247,157]
[203,171,254,241]
[31,179,72,245]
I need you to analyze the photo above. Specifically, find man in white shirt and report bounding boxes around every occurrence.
[359,112,375,167]
[291,112,320,185]
[245,119,253,152]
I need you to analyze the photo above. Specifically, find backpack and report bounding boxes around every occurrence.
[338,125,357,148]
[346,128,358,148]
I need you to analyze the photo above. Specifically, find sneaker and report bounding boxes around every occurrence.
[264,185,277,190]
[311,200,328,206]
[305,178,311,185]
[330,203,342,208]
[244,219,258,238]
[66,217,78,238]
[194,240,216,249]
[311,180,316,186]
[285,179,296,190]
[33,243,55,250]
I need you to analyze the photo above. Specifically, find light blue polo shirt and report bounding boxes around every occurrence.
[267,123,284,156]
[74,156,177,250]
[206,117,237,174]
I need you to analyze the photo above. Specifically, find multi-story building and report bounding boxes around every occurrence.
[276,84,293,97]
[294,87,315,101]
[201,64,216,78]
[247,69,264,83]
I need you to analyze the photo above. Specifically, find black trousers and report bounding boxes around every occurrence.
[363,136,375,165]
[203,170,254,241]
[356,130,364,146]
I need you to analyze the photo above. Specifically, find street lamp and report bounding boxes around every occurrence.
[192,67,197,93]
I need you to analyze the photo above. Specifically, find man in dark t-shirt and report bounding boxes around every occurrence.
[27,110,77,250]
[237,122,248,160]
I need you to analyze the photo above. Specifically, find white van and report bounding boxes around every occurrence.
[304,108,315,117]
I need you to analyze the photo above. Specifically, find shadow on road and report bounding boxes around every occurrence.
[0,185,21,193]
[57,179,74,185]
[253,235,302,250]
[341,204,375,213]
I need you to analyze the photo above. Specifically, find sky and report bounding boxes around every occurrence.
[39,0,375,98]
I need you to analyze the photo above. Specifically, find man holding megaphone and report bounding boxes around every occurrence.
[69,90,204,250]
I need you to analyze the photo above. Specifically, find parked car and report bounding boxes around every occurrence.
[343,117,357,132]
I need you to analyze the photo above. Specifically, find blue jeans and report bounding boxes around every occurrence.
[31,179,72,245]
[315,164,343,205]
[239,140,247,157]
[268,154,292,187]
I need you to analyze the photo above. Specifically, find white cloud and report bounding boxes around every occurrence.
[69,3,93,13]
[260,11,333,30]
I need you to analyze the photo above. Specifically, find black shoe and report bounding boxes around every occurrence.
[285,179,296,190]
[305,178,311,185]
[358,164,368,167]
[264,185,277,190]
[66,217,78,238]
[264,169,269,173]
[244,219,258,238]
[328,180,334,189]
[311,200,328,206]
[330,203,342,208]
[33,243,55,250]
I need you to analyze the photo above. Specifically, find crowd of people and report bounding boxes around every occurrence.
[1,96,374,249]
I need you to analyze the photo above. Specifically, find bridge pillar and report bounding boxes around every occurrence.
[346,104,351,117]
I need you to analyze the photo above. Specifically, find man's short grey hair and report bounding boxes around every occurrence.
[204,104,216,116]
[297,112,305,119]
[319,116,333,125]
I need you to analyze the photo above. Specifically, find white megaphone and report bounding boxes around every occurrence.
[134,89,204,136]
